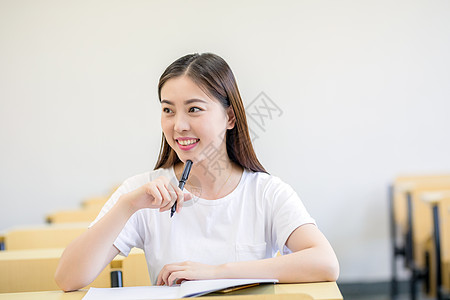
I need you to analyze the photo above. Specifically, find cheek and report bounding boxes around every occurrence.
[161,120,173,136]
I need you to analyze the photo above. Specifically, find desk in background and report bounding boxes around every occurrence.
[0,248,149,293]
[46,209,100,224]
[2,223,89,250]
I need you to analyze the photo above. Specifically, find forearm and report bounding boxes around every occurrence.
[219,246,339,283]
[55,196,136,291]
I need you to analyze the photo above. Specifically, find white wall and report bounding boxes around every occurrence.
[1,0,450,282]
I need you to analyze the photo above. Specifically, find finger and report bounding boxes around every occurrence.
[177,192,194,213]
[172,186,187,213]
[157,271,163,286]
[156,184,173,208]
[176,192,185,213]
[169,181,181,198]
[160,264,185,286]
[175,278,184,285]
[156,265,169,286]
[165,180,180,205]
[146,184,163,206]
[167,182,178,205]
[159,190,177,212]
[159,181,178,212]
[168,271,188,286]
[167,182,183,213]
[159,176,177,196]
[157,267,170,286]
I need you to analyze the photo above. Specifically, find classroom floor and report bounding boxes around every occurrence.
[342,293,434,300]
[345,295,433,300]
[339,282,434,300]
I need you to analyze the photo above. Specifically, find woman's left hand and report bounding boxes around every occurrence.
[156,261,222,286]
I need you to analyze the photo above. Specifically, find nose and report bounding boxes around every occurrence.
[173,113,190,133]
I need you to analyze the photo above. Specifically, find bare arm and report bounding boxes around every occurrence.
[55,176,192,291]
[54,198,133,291]
[220,224,339,282]
[157,224,339,285]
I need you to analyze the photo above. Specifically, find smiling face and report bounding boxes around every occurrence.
[160,75,236,165]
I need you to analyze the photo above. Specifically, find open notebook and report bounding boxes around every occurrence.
[82,278,278,300]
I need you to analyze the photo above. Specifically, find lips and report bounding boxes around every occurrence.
[175,138,200,150]
[176,138,200,146]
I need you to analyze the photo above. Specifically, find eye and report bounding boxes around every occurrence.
[162,107,173,113]
[189,107,202,113]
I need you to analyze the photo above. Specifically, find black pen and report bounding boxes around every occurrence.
[170,160,193,217]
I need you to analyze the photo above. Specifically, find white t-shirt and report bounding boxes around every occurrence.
[90,166,315,285]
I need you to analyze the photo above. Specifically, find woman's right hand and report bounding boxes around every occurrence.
[123,176,193,213]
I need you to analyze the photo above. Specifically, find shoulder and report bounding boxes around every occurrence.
[242,169,297,205]
[243,169,293,193]
[244,169,313,213]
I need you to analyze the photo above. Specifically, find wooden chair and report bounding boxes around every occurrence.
[390,175,450,299]
[442,198,450,298]
[0,234,4,251]
[422,192,450,299]
[112,248,151,287]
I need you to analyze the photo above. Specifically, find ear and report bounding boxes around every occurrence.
[226,106,236,130]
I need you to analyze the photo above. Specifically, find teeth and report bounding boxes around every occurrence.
[178,139,198,146]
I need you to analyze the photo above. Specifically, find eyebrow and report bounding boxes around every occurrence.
[161,99,207,105]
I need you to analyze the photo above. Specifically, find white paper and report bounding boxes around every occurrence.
[179,279,277,297]
[83,285,178,300]
[82,278,278,300]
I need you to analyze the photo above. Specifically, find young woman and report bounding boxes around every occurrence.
[55,53,339,291]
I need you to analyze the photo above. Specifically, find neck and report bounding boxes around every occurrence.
[174,158,242,200]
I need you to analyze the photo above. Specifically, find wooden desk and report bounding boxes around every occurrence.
[275,282,343,300]
[0,248,110,293]
[3,223,89,250]
[2,223,149,286]
[81,197,108,211]
[0,248,148,293]
[0,282,343,300]
[46,209,101,224]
